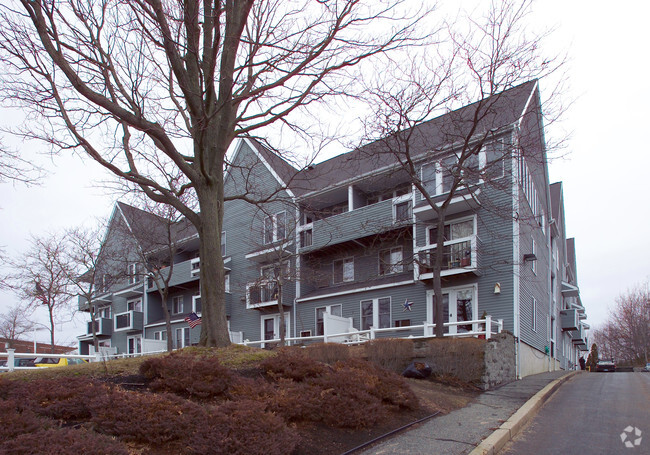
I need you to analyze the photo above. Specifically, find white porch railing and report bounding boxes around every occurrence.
[242,316,504,347]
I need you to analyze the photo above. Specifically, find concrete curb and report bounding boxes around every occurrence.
[468,370,581,455]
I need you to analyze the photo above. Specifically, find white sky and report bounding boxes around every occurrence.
[0,0,648,346]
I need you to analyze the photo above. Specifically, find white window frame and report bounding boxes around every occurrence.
[153,330,167,341]
[128,263,139,285]
[172,296,184,315]
[532,297,538,332]
[221,231,227,256]
[315,304,343,336]
[224,273,230,293]
[379,247,403,275]
[127,335,142,355]
[263,211,287,245]
[393,195,412,223]
[174,327,190,349]
[127,298,142,312]
[333,257,354,284]
[360,297,391,331]
[97,305,111,319]
[425,284,478,335]
[531,238,537,274]
[192,293,201,315]
[426,215,476,246]
[190,257,200,277]
[260,312,291,346]
[483,140,506,180]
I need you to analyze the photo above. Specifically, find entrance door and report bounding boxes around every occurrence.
[427,286,476,335]
[261,313,291,347]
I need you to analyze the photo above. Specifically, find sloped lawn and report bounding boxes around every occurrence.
[0,345,476,455]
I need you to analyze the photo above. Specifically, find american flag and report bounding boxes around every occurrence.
[184,312,202,328]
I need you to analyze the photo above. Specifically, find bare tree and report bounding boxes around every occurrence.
[0,0,425,347]
[358,0,561,337]
[0,304,38,346]
[64,222,114,354]
[9,234,73,353]
[593,283,650,365]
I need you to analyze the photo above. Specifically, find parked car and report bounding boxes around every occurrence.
[34,357,87,368]
[642,363,650,372]
[596,359,616,372]
[0,358,36,371]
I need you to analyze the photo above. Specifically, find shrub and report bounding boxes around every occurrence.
[89,388,207,445]
[304,342,350,364]
[14,377,107,421]
[189,400,300,455]
[0,399,49,440]
[260,348,329,382]
[425,337,485,383]
[0,428,129,455]
[364,338,414,373]
[140,351,234,399]
[333,359,419,410]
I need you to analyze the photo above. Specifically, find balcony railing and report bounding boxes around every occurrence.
[246,280,279,309]
[114,310,144,332]
[87,318,112,336]
[415,237,476,279]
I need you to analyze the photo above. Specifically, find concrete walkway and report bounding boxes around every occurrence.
[358,370,579,455]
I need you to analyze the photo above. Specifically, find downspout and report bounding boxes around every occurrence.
[512,132,521,380]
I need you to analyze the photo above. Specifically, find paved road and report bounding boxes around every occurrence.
[501,372,650,454]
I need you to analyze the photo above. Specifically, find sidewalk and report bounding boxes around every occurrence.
[358,370,579,455]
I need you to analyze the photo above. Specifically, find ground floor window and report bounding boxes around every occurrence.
[127,335,141,355]
[153,330,167,341]
[315,304,342,336]
[261,313,290,345]
[174,327,190,349]
[427,285,477,334]
[360,297,391,331]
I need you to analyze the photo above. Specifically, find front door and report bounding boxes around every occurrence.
[261,313,291,347]
[427,286,476,335]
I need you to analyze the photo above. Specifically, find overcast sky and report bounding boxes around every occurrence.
[1,0,648,347]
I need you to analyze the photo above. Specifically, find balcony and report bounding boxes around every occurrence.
[414,237,477,280]
[560,309,579,332]
[114,310,144,332]
[246,280,279,309]
[413,187,481,221]
[299,198,401,252]
[86,318,112,337]
[78,293,111,312]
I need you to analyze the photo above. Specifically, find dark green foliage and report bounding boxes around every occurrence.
[586,343,599,371]
[140,351,234,399]
[0,428,129,455]
[89,389,207,445]
[260,348,329,381]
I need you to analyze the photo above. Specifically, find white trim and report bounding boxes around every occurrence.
[260,312,291,345]
[512,133,521,378]
[412,190,481,214]
[425,283,478,335]
[295,280,414,303]
[244,241,293,260]
[517,81,538,130]
[360,297,392,331]
[114,284,144,297]
[243,137,296,199]
[144,318,187,329]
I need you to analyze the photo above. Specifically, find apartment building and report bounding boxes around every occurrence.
[78,80,588,377]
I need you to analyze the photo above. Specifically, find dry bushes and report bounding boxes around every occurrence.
[425,337,485,384]
[364,338,414,373]
[304,342,350,364]
[0,428,129,455]
[140,351,234,399]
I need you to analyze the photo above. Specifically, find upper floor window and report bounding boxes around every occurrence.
[192,293,202,313]
[97,305,111,319]
[531,239,537,274]
[300,229,313,248]
[427,218,474,245]
[333,257,354,284]
[484,141,505,179]
[221,231,226,256]
[128,263,140,284]
[263,211,287,245]
[532,297,537,332]
[393,199,412,223]
[127,298,142,312]
[172,296,184,314]
[379,247,403,275]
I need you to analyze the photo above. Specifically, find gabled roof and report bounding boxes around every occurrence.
[252,80,539,197]
[115,202,197,254]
